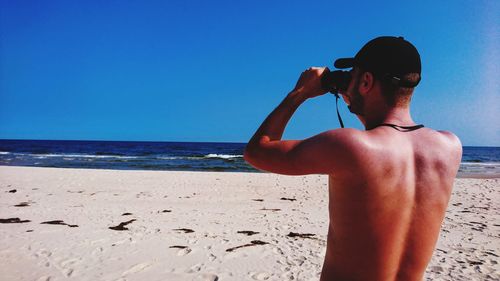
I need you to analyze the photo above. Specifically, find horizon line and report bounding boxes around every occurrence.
[0,138,498,148]
[0,138,247,145]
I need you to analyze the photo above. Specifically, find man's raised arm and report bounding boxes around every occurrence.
[244,67,357,176]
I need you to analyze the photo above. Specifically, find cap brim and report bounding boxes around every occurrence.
[334,58,355,69]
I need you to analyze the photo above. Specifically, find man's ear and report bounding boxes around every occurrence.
[358,72,374,95]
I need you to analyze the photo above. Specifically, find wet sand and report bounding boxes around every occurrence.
[0,166,498,280]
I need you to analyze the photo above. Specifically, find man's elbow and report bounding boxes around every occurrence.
[244,144,296,175]
[244,142,272,171]
[244,144,259,168]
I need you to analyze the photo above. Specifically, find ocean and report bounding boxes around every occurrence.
[0,140,499,177]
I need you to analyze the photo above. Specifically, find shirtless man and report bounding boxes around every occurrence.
[244,36,462,281]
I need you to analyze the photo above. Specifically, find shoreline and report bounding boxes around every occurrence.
[0,166,498,280]
[1,164,499,179]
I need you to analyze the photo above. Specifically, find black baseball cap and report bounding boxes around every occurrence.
[334,36,421,88]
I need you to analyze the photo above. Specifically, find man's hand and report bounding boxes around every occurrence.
[293,67,329,99]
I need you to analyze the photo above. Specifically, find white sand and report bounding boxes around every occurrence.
[0,166,498,281]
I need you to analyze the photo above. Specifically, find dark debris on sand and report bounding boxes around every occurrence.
[260,208,281,211]
[466,221,488,232]
[0,218,31,223]
[8,189,17,193]
[109,219,136,231]
[41,220,79,228]
[169,245,188,249]
[287,232,316,239]
[122,212,133,216]
[14,202,30,207]
[280,197,297,202]
[161,209,172,213]
[226,240,269,252]
[237,230,260,236]
[173,228,194,233]
[485,251,499,257]
[252,199,264,202]
[436,248,448,254]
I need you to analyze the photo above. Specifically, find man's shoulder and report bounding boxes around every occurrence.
[316,128,369,152]
[403,127,463,167]
[320,128,367,142]
[316,128,375,160]
[436,130,462,146]
[435,130,463,159]
[421,129,462,154]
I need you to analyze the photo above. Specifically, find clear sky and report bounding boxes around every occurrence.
[1,0,498,146]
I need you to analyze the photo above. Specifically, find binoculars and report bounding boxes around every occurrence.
[321,70,351,94]
[320,69,352,128]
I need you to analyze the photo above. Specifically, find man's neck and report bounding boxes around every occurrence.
[362,106,415,130]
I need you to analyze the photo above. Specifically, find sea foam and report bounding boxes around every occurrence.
[204,154,243,159]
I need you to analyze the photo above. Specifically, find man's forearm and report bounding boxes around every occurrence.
[247,89,306,146]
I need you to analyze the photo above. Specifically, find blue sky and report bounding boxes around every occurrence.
[0,0,498,146]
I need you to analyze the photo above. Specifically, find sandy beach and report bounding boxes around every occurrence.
[0,166,498,281]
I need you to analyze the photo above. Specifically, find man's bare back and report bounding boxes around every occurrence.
[245,37,462,280]
[321,127,461,281]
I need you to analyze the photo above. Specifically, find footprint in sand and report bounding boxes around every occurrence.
[91,246,104,255]
[185,263,202,273]
[177,247,192,256]
[201,273,219,281]
[192,273,219,281]
[250,272,270,280]
[34,249,52,259]
[33,249,53,268]
[272,247,284,255]
[122,262,151,276]
[135,191,152,198]
[208,253,217,262]
[60,258,79,268]
[170,246,192,256]
[280,271,294,280]
[63,268,74,277]
[429,265,443,273]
